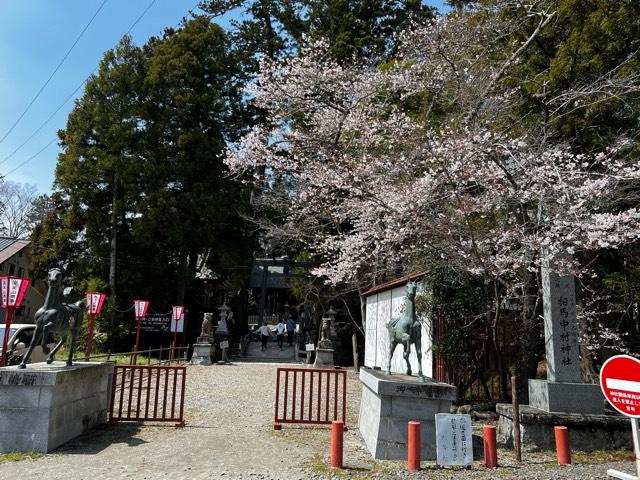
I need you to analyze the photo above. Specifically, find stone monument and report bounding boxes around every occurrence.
[313,317,335,367]
[435,413,473,466]
[191,313,214,365]
[496,253,626,452]
[528,253,603,414]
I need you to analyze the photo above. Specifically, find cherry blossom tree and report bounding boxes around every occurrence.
[226,1,640,389]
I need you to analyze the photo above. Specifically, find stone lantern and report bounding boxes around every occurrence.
[326,305,337,336]
[215,302,230,363]
[216,303,230,336]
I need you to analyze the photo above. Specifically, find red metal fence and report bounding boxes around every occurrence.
[110,364,186,427]
[274,367,347,430]
[433,315,447,383]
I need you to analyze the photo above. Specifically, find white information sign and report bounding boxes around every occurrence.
[220,340,229,349]
[170,317,184,333]
[435,413,473,466]
[305,343,315,352]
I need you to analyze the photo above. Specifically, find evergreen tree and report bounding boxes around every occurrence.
[34,18,252,349]
[200,0,436,63]
[139,16,251,303]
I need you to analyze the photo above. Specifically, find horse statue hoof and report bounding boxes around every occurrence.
[418,374,426,383]
[66,361,73,367]
[46,358,54,365]
[17,363,26,369]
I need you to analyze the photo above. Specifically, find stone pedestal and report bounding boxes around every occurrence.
[0,361,113,453]
[191,337,214,365]
[529,379,604,414]
[496,403,633,451]
[313,348,334,367]
[358,368,456,460]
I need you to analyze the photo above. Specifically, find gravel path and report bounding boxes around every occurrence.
[0,362,635,479]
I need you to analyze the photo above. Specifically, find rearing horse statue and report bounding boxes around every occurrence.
[386,280,425,381]
[19,268,85,368]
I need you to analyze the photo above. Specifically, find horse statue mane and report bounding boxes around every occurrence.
[386,280,425,382]
[19,268,86,368]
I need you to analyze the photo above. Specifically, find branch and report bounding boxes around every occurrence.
[467,8,557,123]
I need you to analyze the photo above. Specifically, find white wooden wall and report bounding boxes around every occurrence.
[364,284,432,377]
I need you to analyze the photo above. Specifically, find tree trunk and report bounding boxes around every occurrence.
[492,281,507,400]
[358,288,367,333]
[515,270,543,403]
[577,253,598,382]
[176,251,188,305]
[108,172,118,351]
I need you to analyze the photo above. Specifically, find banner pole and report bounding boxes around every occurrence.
[632,418,640,478]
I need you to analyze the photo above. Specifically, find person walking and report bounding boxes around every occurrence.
[258,322,271,351]
[275,319,286,350]
[286,315,296,346]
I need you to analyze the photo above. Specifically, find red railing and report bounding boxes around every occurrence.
[433,315,447,383]
[109,364,186,427]
[274,367,347,430]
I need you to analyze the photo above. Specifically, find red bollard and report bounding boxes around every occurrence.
[331,420,344,468]
[483,425,498,468]
[555,426,571,465]
[408,421,421,472]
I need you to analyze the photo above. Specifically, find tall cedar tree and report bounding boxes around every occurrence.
[200,0,436,64]
[33,18,251,349]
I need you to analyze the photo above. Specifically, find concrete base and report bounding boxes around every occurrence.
[497,403,633,451]
[358,368,456,460]
[529,379,605,414]
[0,361,113,453]
[191,343,214,365]
[313,348,335,368]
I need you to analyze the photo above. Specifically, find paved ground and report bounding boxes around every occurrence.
[0,362,636,479]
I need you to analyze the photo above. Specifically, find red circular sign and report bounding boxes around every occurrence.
[600,355,640,418]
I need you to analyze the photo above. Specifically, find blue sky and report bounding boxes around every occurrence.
[0,0,448,194]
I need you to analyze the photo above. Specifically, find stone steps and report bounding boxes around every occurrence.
[236,341,299,364]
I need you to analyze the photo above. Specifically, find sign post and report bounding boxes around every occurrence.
[600,355,640,480]
[0,276,30,367]
[171,306,184,360]
[84,291,106,360]
[132,300,150,364]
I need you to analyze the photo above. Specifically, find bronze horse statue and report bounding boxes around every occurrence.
[19,268,85,368]
[386,280,425,381]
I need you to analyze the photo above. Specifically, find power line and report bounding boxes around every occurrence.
[1,0,169,176]
[0,0,161,166]
[0,0,109,145]
[3,139,57,177]
[125,0,159,35]
[0,79,86,166]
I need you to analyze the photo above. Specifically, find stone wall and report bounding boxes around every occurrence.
[496,403,633,451]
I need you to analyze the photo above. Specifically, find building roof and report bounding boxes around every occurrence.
[0,238,30,264]
[362,271,428,297]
